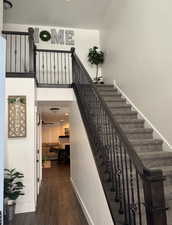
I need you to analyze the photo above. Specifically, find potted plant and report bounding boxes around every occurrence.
[42,156,51,168]
[4,169,24,222]
[88,46,104,83]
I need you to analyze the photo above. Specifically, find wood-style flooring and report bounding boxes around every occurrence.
[7,163,88,225]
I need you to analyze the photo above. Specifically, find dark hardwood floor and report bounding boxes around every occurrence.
[8,163,88,225]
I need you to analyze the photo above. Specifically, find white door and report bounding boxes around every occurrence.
[0,37,6,225]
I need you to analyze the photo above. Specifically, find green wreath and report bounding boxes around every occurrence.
[40,30,51,42]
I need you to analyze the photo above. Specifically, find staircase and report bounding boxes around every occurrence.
[72,51,170,225]
[95,84,172,225]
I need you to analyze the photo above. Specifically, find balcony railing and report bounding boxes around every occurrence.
[35,48,73,87]
[3,28,73,87]
[2,28,35,77]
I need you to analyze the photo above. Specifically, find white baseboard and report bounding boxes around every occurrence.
[113,80,172,152]
[15,202,36,214]
[70,178,95,225]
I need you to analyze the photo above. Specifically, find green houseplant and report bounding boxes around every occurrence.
[4,169,24,222]
[88,46,104,83]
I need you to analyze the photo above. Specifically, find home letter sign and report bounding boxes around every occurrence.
[33,27,75,46]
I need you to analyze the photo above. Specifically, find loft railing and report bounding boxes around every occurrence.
[2,28,35,77]
[71,50,167,225]
[3,28,73,86]
[35,48,73,87]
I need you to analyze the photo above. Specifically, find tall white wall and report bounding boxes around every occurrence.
[100,0,172,147]
[0,37,5,224]
[5,78,36,213]
[3,23,100,79]
[70,96,113,225]
[0,0,3,34]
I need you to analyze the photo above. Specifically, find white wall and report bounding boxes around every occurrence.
[0,37,5,224]
[0,0,3,34]
[37,88,74,102]
[70,96,113,225]
[5,78,36,213]
[42,122,69,143]
[100,0,172,147]
[3,23,100,79]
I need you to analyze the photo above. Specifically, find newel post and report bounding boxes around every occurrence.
[71,47,75,84]
[142,169,167,225]
[28,27,35,73]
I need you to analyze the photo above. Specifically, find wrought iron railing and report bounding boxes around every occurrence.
[35,48,72,87]
[2,28,35,77]
[71,50,167,225]
[3,28,73,86]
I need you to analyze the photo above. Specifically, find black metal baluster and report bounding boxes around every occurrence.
[136,171,142,225]
[10,34,12,72]
[49,52,51,84]
[45,52,47,84]
[20,35,22,72]
[5,34,8,72]
[42,52,45,83]
[124,148,132,225]
[119,142,127,222]
[15,35,17,72]
[24,35,26,72]
[68,53,70,84]
[39,51,40,83]
[129,160,137,225]
[61,53,63,84]
[64,53,67,84]
[57,53,59,84]
[111,128,118,194]
[54,52,56,84]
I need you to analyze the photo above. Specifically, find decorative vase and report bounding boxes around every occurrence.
[6,201,16,222]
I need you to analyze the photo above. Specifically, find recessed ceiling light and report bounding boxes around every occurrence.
[65,113,69,116]
[50,107,60,111]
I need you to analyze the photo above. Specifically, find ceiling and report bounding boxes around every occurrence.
[4,0,111,29]
[39,101,71,124]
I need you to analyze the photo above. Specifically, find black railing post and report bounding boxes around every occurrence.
[143,169,167,225]
[28,27,35,73]
[71,47,75,84]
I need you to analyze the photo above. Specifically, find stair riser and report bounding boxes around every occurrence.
[133,144,163,153]
[96,87,114,91]
[99,91,118,96]
[106,102,127,108]
[103,96,122,101]
[110,108,132,113]
[113,114,138,120]
[143,157,172,168]
[127,133,153,140]
[120,123,144,129]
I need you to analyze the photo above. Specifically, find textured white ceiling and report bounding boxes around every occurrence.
[39,101,71,123]
[4,0,111,29]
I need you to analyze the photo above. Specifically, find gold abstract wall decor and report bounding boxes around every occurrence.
[8,96,26,138]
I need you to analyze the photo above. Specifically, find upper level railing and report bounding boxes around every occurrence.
[71,50,167,225]
[3,28,73,87]
[35,48,72,87]
[2,28,35,77]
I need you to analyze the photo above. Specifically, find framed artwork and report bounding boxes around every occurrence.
[8,96,26,138]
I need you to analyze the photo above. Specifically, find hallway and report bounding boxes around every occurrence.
[9,164,89,225]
